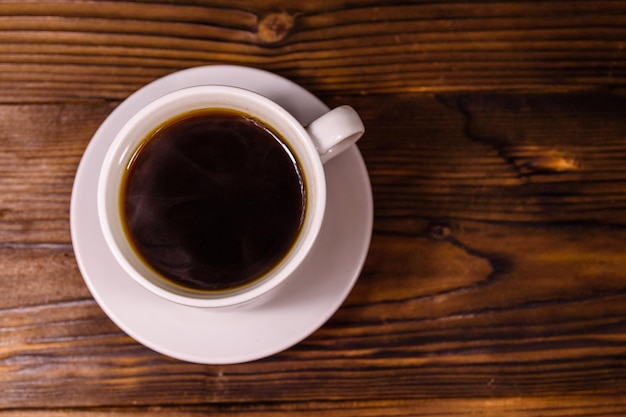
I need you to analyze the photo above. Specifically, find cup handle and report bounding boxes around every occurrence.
[305,105,365,163]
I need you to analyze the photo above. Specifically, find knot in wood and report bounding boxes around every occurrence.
[257,12,294,44]
[428,223,452,240]
[525,153,579,173]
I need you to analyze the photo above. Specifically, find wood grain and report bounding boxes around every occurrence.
[359,91,626,225]
[1,1,626,415]
[0,1,625,101]
[0,103,114,244]
[4,397,626,416]
[1,92,626,414]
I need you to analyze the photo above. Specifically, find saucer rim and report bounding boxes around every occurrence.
[70,65,373,364]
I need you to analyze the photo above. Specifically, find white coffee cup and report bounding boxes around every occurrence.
[97,85,364,308]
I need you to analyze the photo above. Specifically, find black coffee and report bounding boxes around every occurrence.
[121,109,306,292]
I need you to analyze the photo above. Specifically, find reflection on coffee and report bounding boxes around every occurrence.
[121,109,306,292]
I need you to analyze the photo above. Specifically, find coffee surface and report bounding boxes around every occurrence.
[122,109,306,291]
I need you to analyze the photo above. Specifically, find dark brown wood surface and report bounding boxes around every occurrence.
[1,1,626,415]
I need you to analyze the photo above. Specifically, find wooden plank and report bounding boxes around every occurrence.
[4,397,626,416]
[1,92,625,245]
[0,1,624,100]
[355,91,626,225]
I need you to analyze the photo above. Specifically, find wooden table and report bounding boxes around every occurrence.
[2,1,626,415]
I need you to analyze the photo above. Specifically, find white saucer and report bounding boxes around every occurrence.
[70,65,373,364]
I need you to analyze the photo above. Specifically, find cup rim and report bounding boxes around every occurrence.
[97,85,327,308]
